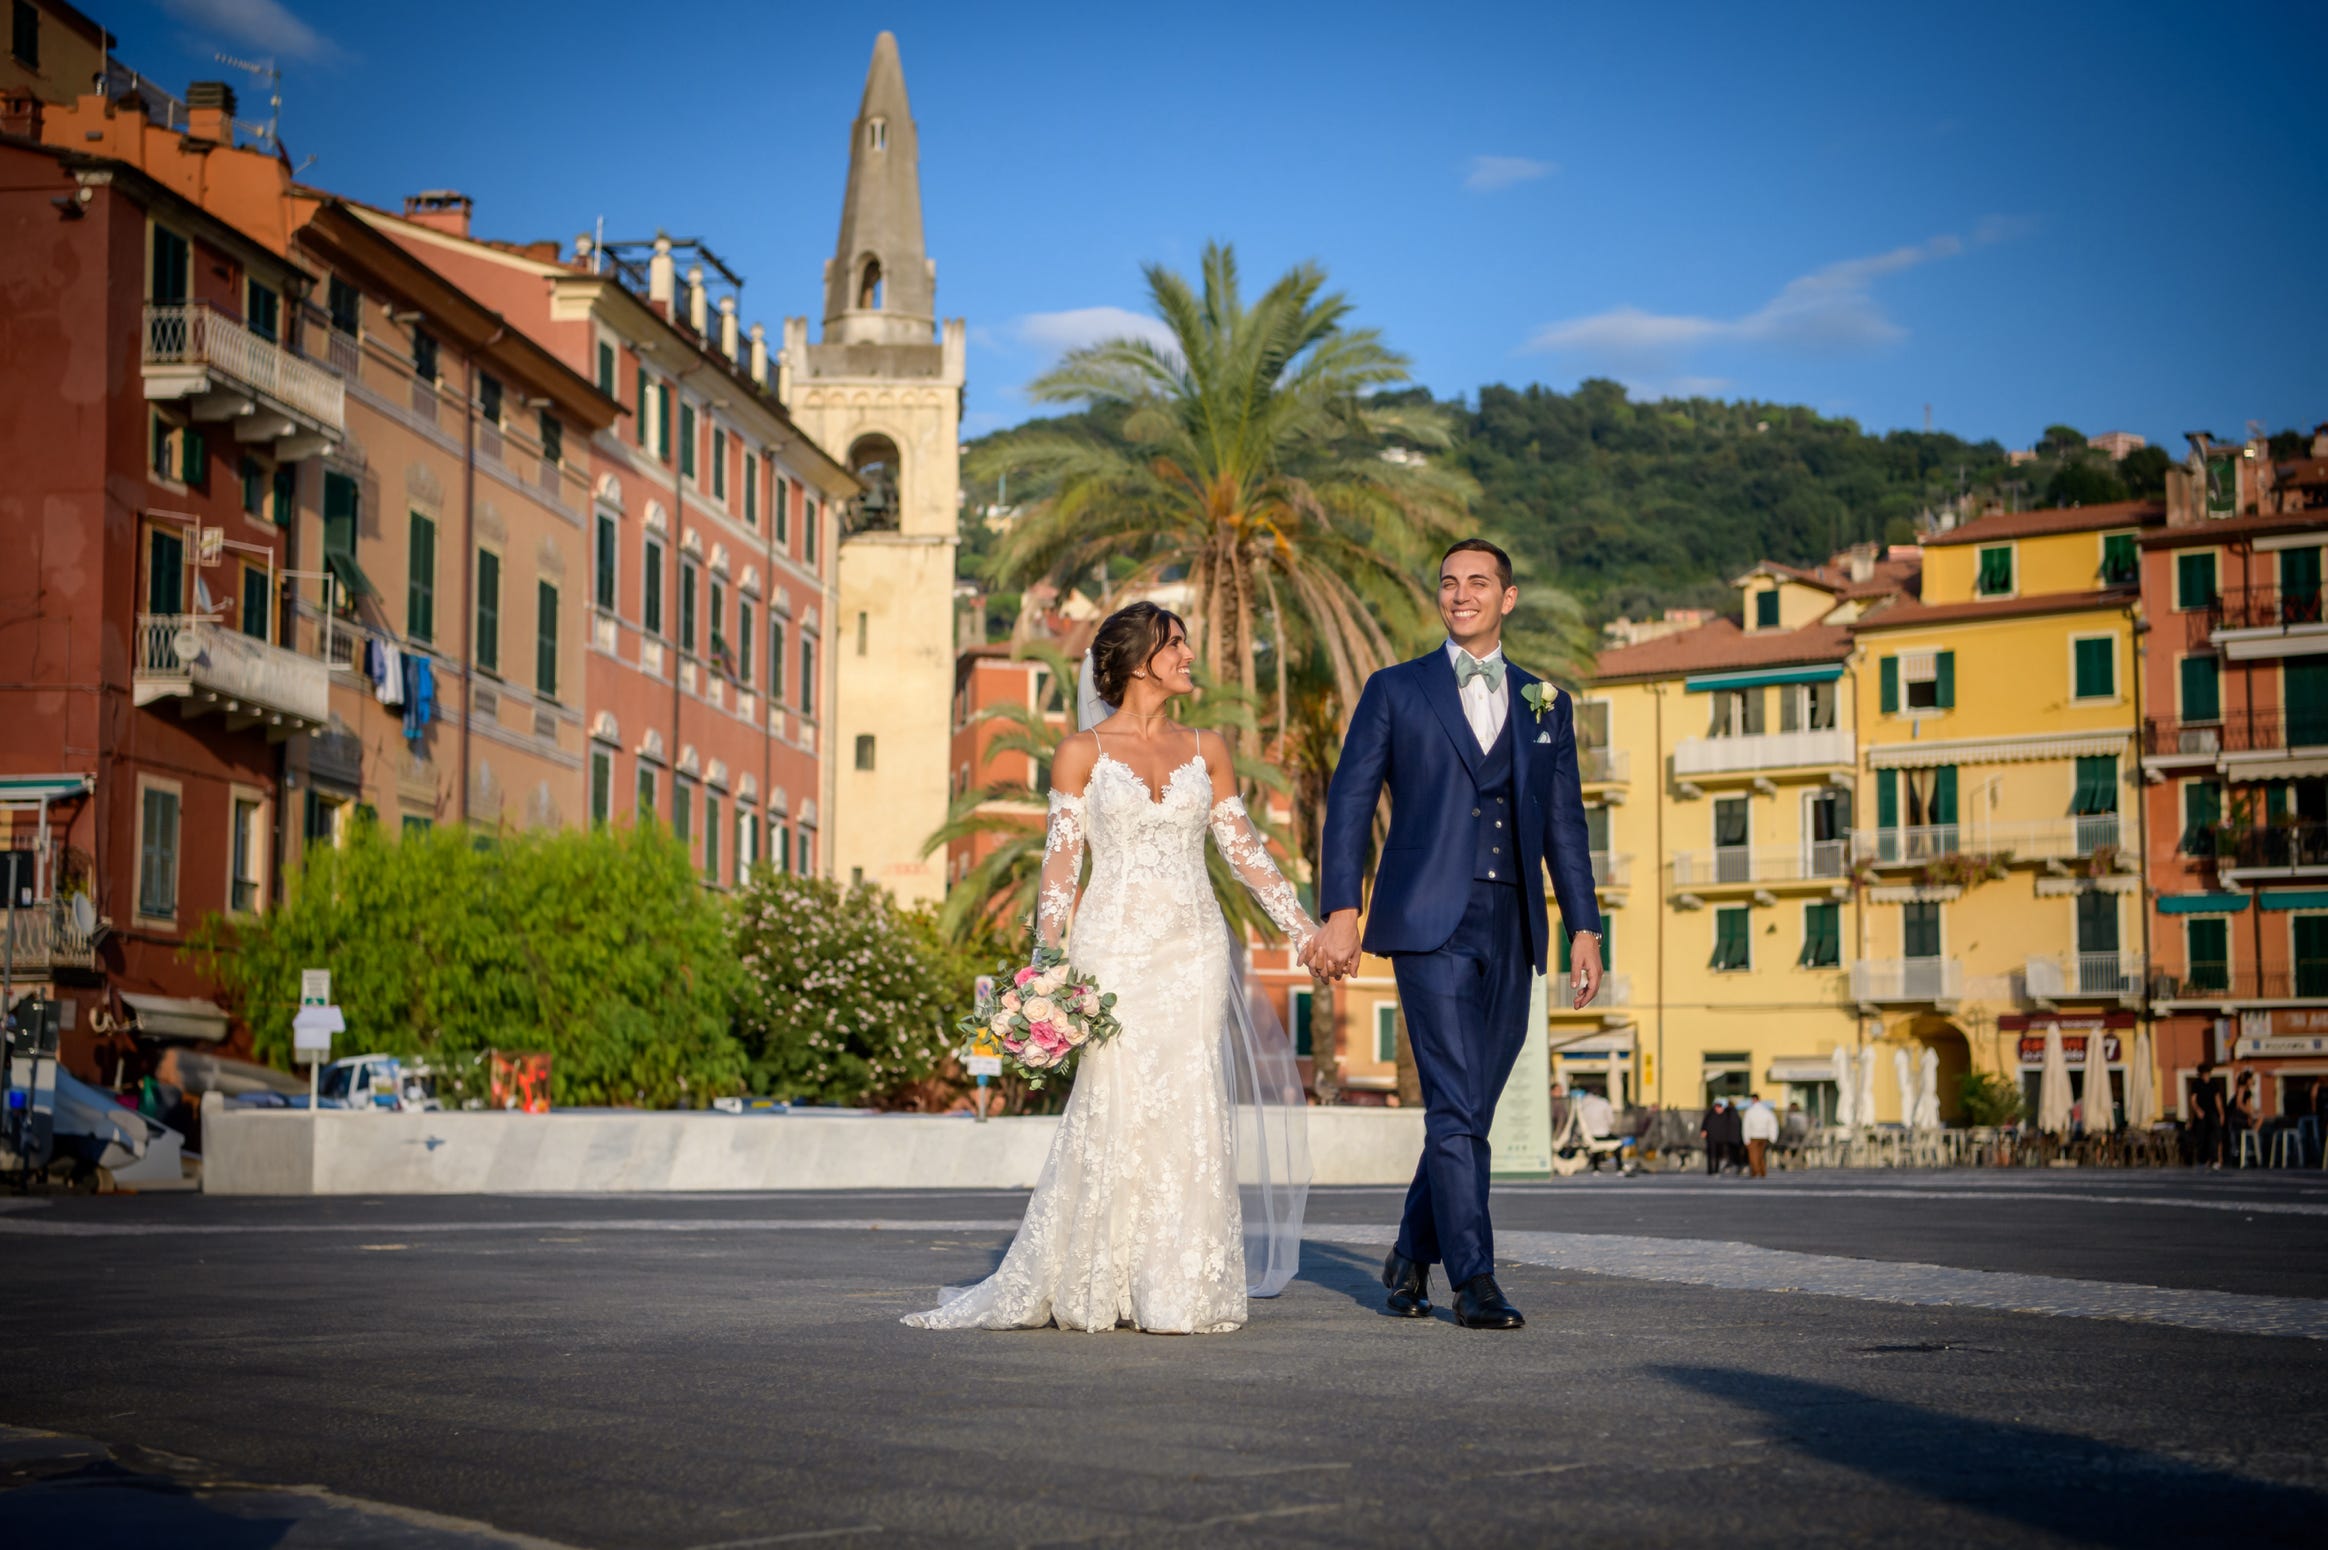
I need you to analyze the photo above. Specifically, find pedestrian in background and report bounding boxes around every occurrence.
[2188,1062,2225,1169]
[2228,1068,2259,1167]
[1742,1092,1779,1178]
[1717,1093,1746,1174]
[1700,1099,1725,1176]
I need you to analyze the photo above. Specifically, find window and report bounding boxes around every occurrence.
[804,499,818,566]
[738,808,758,877]
[407,514,436,643]
[1287,986,1313,1057]
[2101,533,2137,586]
[1780,679,1837,732]
[634,363,649,448]
[147,525,185,615]
[709,579,727,664]
[679,562,698,654]
[796,825,814,875]
[536,581,559,699]
[799,635,817,716]
[304,790,342,846]
[240,564,270,642]
[673,781,693,848]
[230,796,262,912]
[776,821,793,874]
[151,416,205,488]
[2180,780,2221,856]
[2186,918,2229,993]
[595,512,617,611]
[1976,546,2014,596]
[245,279,280,343]
[2291,656,2328,748]
[150,226,189,304]
[539,412,563,468]
[2163,551,2214,615]
[1713,797,1749,881]
[328,276,361,335]
[1754,590,1779,629]
[596,341,616,397]
[12,1,39,68]
[2179,656,2221,724]
[2075,889,2119,958]
[1881,648,1953,713]
[636,764,656,821]
[774,476,790,545]
[1800,902,1840,968]
[475,549,501,674]
[138,784,180,919]
[711,428,727,500]
[643,539,664,635]
[412,329,439,384]
[744,454,757,526]
[590,748,612,828]
[855,734,877,771]
[769,626,786,706]
[1903,900,1942,960]
[679,402,696,478]
[704,792,722,883]
[1710,687,1764,737]
[478,373,503,427]
[271,463,296,527]
[2296,916,2328,999]
[2072,636,2116,701]
[323,471,359,561]
[737,599,754,686]
[402,815,431,836]
[240,456,266,518]
[656,382,672,461]
[856,610,870,657]
[1374,1003,1399,1064]
[1711,906,1751,971]
[2071,755,2117,817]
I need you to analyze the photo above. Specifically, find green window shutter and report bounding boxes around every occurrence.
[1935,650,1955,708]
[536,580,559,698]
[2296,917,2328,998]
[2288,657,2328,748]
[590,750,611,828]
[323,472,358,556]
[2179,656,2220,723]
[680,403,696,477]
[1291,992,1312,1057]
[1933,765,1958,826]
[2177,552,2216,611]
[2074,637,2114,699]
[594,513,616,611]
[634,364,648,446]
[643,541,663,635]
[705,793,721,882]
[1977,547,2013,595]
[1879,655,1898,714]
[2072,755,2117,815]
[475,550,500,673]
[1876,769,1898,830]
[1800,902,1839,967]
[183,428,206,487]
[407,514,435,642]
[1712,907,1749,970]
[2102,533,2137,585]
[597,342,615,397]
[657,384,672,460]
[673,782,692,845]
[271,463,296,527]
[2186,918,2229,992]
[1558,930,1571,974]
[1755,590,1779,628]
[744,454,757,524]
[636,765,656,821]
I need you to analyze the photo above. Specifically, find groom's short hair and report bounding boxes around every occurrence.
[1441,538,1513,591]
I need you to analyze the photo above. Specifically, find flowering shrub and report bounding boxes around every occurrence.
[732,870,993,1107]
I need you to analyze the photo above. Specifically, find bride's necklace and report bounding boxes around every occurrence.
[1118,707,1175,738]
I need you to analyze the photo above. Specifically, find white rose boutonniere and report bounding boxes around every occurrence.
[1519,681,1554,724]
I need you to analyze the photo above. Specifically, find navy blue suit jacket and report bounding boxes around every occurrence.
[1319,650,1603,976]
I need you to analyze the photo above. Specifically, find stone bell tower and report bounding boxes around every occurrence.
[780,31,963,906]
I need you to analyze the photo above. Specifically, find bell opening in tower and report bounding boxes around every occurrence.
[848,434,902,533]
[858,257,884,311]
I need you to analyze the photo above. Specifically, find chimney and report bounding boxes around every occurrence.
[1,90,43,141]
[648,234,675,311]
[574,233,596,273]
[748,323,768,387]
[403,190,473,238]
[686,265,707,337]
[2313,422,2327,459]
[719,297,740,361]
[1847,543,1876,583]
[186,80,236,143]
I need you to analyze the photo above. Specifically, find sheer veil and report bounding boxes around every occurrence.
[1077,648,1312,1298]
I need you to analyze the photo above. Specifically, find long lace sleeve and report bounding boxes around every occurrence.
[1035,789,1086,948]
[1208,795,1318,954]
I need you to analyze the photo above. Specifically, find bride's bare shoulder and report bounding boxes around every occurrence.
[1050,730,1102,795]
[1195,729,1237,801]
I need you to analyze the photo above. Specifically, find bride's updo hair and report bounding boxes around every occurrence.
[1088,601,1188,705]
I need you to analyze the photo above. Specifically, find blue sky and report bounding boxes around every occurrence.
[114,1,2325,450]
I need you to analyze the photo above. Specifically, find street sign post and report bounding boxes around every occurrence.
[294,967,341,1114]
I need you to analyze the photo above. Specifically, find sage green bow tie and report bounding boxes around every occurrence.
[1454,652,1504,692]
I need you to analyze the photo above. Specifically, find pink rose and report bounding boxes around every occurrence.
[1000,991,1021,1012]
[1013,965,1042,988]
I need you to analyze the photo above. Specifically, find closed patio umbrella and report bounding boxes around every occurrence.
[2124,1029,2161,1130]
[1832,1044,1856,1128]
[2083,1029,2118,1136]
[2037,1024,2075,1136]
[1857,1045,1880,1130]
[1894,1047,1917,1128]
[1913,1046,1943,1132]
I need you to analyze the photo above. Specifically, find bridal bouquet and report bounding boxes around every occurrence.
[959,946,1121,1088]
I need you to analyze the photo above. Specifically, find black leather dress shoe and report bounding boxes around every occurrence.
[1380,1248,1432,1318]
[1453,1273,1525,1330]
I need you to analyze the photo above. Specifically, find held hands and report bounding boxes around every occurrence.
[1300,909,1363,982]
[1568,930,1605,1011]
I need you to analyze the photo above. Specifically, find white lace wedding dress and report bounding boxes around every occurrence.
[904,746,1316,1334]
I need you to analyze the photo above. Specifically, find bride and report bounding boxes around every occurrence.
[905,602,1318,1334]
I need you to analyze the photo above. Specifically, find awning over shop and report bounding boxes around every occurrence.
[2259,890,2328,911]
[120,991,230,1043]
[1768,1057,1840,1082]
[2158,892,2252,914]
[1683,664,1846,693]
[0,774,94,805]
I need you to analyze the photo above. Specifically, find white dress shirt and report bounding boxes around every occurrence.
[1444,638,1509,752]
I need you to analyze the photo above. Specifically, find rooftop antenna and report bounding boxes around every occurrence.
[212,51,280,152]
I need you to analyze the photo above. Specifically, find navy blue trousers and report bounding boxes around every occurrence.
[1389,879,1534,1286]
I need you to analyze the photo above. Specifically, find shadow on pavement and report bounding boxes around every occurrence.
[1657,1365,2328,1546]
[1297,1239,1453,1321]
[0,1457,294,1548]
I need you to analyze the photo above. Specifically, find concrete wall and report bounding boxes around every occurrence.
[201,1097,1427,1196]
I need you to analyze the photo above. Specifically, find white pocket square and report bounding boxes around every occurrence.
[1536,731,1553,743]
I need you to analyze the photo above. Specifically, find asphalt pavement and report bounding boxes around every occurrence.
[4,1170,2324,1548]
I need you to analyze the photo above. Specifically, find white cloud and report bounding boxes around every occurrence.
[1528,223,2020,367]
[1010,306,1175,358]
[160,0,334,62]
[1465,155,1557,192]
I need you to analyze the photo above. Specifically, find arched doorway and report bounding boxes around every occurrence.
[848,434,902,533]
[1904,1014,1972,1123]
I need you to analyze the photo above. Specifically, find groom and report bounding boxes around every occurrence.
[1304,539,1603,1330]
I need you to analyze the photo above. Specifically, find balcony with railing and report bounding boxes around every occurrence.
[1595,973,1632,1008]
[1855,815,2127,868]
[2145,707,2328,761]
[1671,842,1851,889]
[2213,821,2328,879]
[1851,957,1962,1007]
[2209,582,2326,652]
[1672,726,1854,779]
[1589,850,1633,890]
[133,615,330,734]
[2151,965,2328,1004]
[142,303,345,456]
[1,898,99,974]
[2026,951,2146,1005]
[1579,745,1631,786]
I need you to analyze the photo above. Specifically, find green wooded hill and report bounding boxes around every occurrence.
[963,379,2177,624]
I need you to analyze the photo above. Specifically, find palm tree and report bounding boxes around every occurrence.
[977,243,1477,745]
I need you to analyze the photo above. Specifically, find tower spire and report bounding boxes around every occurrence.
[823,31,932,345]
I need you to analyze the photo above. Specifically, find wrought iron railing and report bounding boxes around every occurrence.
[2210,583,2325,634]
[2145,707,2328,756]
[2215,821,2328,872]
